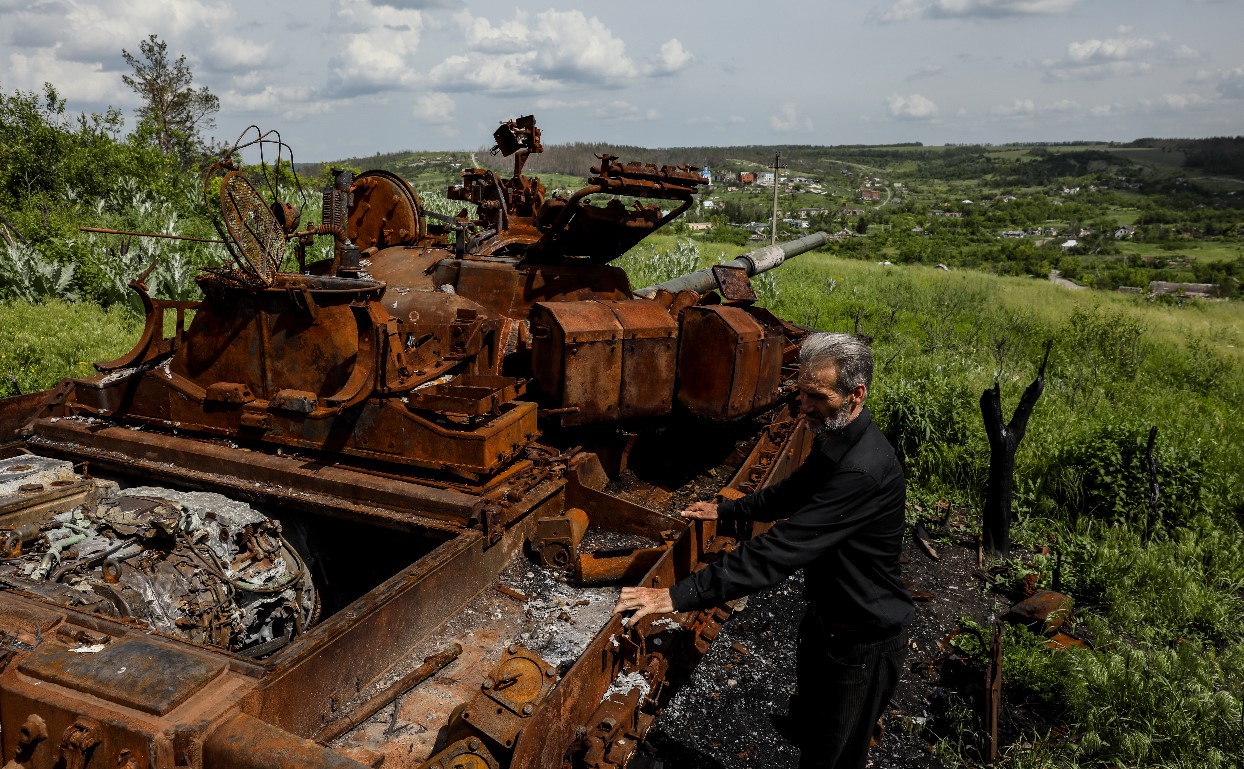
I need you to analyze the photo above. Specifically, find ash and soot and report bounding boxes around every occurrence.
[635,508,1004,769]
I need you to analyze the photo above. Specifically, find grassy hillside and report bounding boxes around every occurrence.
[620,242,1244,767]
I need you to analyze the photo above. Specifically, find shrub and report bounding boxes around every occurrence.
[1044,422,1211,533]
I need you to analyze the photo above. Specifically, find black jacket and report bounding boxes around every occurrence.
[669,406,914,634]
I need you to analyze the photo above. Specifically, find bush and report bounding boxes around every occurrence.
[872,374,983,490]
[1044,422,1211,533]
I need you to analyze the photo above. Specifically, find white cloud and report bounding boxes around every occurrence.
[1216,66,1244,99]
[456,9,532,54]
[430,10,690,94]
[326,0,425,97]
[991,98,1080,117]
[203,37,271,74]
[223,83,331,121]
[872,0,1077,23]
[534,97,594,110]
[589,100,660,121]
[371,0,458,9]
[1041,33,1204,82]
[887,93,938,120]
[769,102,813,132]
[1065,36,1154,65]
[1153,92,1213,111]
[414,91,456,124]
[991,98,1036,116]
[0,0,255,114]
[4,49,118,104]
[1079,93,1214,119]
[642,38,694,76]
[429,52,550,93]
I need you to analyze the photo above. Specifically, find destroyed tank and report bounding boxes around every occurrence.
[0,116,828,769]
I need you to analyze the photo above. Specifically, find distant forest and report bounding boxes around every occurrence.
[476,136,1244,180]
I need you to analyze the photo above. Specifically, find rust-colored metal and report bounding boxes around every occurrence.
[0,114,824,769]
[574,545,668,586]
[314,643,463,745]
[534,507,589,568]
[79,226,227,244]
[985,621,1003,763]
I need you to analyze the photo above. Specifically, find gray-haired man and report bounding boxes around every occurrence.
[613,332,912,769]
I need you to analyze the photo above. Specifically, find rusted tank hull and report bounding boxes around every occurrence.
[0,405,810,769]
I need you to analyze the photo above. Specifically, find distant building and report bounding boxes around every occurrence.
[739,172,756,185]
[860,189,881,202]
[687,222,713,232]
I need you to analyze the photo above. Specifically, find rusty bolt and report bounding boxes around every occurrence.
[17,713,48,750]
[522,703,533,715]
[481,678,493,690]
[508,644,519,654]
[19,483,43,493]
[467,739,481,752]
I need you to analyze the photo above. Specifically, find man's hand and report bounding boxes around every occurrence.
[681,500,719,521]
[613,587,674,627]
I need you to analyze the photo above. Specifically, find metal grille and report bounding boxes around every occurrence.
[221,171,286,286]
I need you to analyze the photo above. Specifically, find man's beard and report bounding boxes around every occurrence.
[809,405,853,435]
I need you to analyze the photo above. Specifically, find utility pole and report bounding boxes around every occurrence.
[770,152,784,245]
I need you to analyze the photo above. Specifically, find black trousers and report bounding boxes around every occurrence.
[787,611,907,769]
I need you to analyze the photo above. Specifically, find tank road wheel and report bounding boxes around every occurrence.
[348,170,425,251]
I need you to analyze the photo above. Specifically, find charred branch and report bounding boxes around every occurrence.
[1145,425,1160,543]
[980,340,1052,558]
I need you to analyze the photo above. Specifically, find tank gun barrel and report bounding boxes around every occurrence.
[634,231,830,298]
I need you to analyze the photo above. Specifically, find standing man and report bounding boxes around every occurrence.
[613,332,912,769]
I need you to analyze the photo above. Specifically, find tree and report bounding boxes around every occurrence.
[122,35,219,164]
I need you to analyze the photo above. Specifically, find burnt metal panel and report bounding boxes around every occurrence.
[676,305,773,420]
[18,637,226,717]
[530,301,623,426]
[606,300,678,420]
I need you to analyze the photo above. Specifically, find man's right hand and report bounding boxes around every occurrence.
[681,501,719,521]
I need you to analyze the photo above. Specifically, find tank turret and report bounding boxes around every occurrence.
[39,116,820,471]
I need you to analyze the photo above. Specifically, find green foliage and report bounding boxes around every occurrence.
[1052,626,1244,767]
[122,35,219,165]
[871,373,982,490]
[0,242,77,302]
[614,239,706,290]
[1044,422,1210,532]
[1062,523,1244,646]
[0,300,142,396]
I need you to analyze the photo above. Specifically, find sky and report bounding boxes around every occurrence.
[2,0,1243,160]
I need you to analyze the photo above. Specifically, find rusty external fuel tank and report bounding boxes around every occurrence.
[0,115,826,769]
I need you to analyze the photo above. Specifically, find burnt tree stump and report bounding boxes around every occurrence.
[1144,425,1160,542]
[980,340,1052,558]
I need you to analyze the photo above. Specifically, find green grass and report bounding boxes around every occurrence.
[0,300,143,396]
[725,252,1244,767]
[1114,240,1244,263]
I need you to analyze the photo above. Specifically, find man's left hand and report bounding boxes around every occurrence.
[613,587,674,627]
